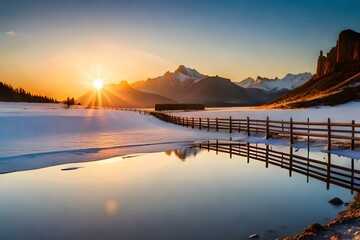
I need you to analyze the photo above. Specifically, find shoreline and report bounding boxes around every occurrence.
[283,193,360,240]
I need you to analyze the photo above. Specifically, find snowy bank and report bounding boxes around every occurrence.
[172,101,360,123]
[0,103,234,173]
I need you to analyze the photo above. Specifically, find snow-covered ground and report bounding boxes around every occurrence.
[1,101,360,173]
[172,101,360,123]
[0,102,232,173]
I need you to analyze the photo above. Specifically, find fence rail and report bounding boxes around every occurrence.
[119,108,360,151]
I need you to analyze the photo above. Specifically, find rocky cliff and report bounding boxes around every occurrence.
[266,29,360,108]
[316,29,360,78]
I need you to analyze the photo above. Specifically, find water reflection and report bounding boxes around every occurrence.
[191,140,360,193]
[165,148,200,161]
[105,199,119,217]
[0,146,354,240]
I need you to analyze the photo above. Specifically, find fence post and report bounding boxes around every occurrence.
[207,118,210,131]
[326,153,331,190]
[266,116,269,139]
[327,118,331,151]
[238,119,241,133]
[186,117,189,127]
[351,120,355,150]
[192,117,194,129]
[229,116,232,134]
[216,118,219,131]
[290,118,293,145]
[351,158,355,193]
[247,117,250,136]
[307,118,310,142]
[216,139,218,154]
[230,142,232,159]
[199,118,202,130]
[289,147,293,177]
[247,143,250,163]
[265,145,269,168]
[307,118,310,156]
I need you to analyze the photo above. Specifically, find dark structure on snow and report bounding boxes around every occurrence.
[155,103,205,111]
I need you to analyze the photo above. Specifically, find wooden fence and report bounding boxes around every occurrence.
[119,108,360,151]
[199,141,360,192]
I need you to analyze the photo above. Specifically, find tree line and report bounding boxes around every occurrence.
[0,82,58,103]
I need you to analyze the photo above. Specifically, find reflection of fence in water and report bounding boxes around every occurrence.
[199,141,360,193]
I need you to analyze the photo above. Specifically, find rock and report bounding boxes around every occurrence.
[305,223,323,233]
[61,167,82,171]
[248,233,259,239]
[315,29,360,78]
[329,197,344,206]
[337,29,360,62]
[330,234,342,240]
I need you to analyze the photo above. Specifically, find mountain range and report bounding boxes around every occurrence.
[267,29,360,108]
[235,73,313,91]
[77,64,312,107]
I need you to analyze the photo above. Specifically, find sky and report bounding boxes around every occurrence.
[1,0,360,99]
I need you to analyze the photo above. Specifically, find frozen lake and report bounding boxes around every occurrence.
[0,144,355,240]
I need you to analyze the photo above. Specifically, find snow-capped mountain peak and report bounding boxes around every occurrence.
[152,65,207,85]
[235,72,313,91]
[236,77,255,88]
[174,65,206,81]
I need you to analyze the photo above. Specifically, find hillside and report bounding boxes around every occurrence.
[131,65,206,100]
[132,65,286,106]
[0,82,57,103]
[177,76,260,106]
[266,29,360,108]
[77,81,176,108]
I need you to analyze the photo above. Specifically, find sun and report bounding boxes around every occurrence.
[93,79,104,90]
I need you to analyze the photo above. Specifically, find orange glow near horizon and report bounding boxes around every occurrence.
[0,40,177,100]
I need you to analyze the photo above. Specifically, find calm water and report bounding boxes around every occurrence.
[0,143,357,240]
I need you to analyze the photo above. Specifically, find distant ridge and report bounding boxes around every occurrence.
[0,82,57,103]
[266,29,360,108]
[178,76,263,106]
[77,81,176,108]
[235,73,312,92]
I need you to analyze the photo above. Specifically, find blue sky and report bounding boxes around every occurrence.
[1,0,359,98]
